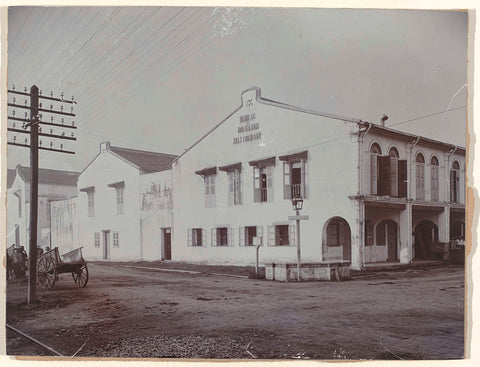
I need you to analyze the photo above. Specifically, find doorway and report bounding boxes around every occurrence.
[102,230,111,260]
[375,220,398,262]
[162,228,172,260]
[414,220,439,260]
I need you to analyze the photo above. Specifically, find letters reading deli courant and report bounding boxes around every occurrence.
[233,112,261,144]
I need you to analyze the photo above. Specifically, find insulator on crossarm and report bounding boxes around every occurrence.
[61,92,64,100]
[24,138,28,145]
[51,116,54,122]
[39,90,42,95]
[71,106,74,114]
[24,87,27,93]
[12,97,16,104]
[60,144,63,150]
[22,123,26,129]
[71,132,74,137]
[24,99,27,106]
[50,104,53,110]
[50,91,53,98]
[12,110,15,117]
[39,102,42,108]
[72,121,75,127]
[39,140,42,146]
[13,136,16,142]
[13,122,16,128]
[62,131,65,137]
[39,127,42,133]
[50,129,53,134]
[12,84,15,91]
[50,142,53,148]
[61,118,64,125]
[61,105,64,112]
[24,112,28,119]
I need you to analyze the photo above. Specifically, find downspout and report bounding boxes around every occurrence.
[358,122,372,268]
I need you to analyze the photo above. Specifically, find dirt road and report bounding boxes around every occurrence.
[6,263,464,360]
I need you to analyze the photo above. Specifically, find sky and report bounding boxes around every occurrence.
[5,7,468,172]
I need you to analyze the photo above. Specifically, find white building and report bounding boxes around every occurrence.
[172,87,465,270]
[75,142,176,261]
[6,165,80,252]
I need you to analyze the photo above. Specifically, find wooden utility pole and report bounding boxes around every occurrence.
[7,84,77,304]
[28,85,39,304]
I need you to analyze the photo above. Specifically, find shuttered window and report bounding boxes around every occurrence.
[87,191,95,217]
[416,153,425,200]
[450,161,460,203]
[279,151,307,200]
[188,228,205,247]
[216,227,228,246]
[228,169,242,205]
[431,156,439,201]
[94,232,100,247]
[253,165,274,203]
[370,143,382,195]
[204,174,216,208]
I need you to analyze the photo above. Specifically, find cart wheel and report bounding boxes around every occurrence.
[72,264,88,288]
[37,257,56,289]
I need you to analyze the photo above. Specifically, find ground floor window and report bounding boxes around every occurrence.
[94,232,100,247]
[113,232,120,247]
[188,228,205,247]
[239,226,264,246]
[266,224,295,246]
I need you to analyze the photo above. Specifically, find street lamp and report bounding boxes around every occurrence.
[289,196,307,282]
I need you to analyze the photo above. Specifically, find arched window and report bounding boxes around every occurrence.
[370,143,382,195]
[430,156,439,201]
[416,153,425,200]
[450,160,460,203]
[389,147,399,158]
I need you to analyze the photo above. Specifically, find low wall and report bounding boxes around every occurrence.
[265,262,350,282]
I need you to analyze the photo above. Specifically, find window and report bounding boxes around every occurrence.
[116,187,124,214]
[204,174,216,208]
[450,161,460,203]
[267,224,296,246]
[188,228,205,247]
[388,148,399,197]
[239,226,263,246]
[250,157,275,203]
[228,168,242,205]
[416,153,425,200]
[94,232,100,247]
[88,191,95,217]
[211,227,234,247]
[113,232,119,247]
[327,222,340,246]
[279,151,307,200]
[430,156,439,201]
[370,143,382,195]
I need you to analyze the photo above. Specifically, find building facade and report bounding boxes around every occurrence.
[76,141,176,261]
[6,165,80,252]
[172,87,465,270]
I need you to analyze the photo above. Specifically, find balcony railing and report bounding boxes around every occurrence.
[261,188,267,202]
[291,184,303,199]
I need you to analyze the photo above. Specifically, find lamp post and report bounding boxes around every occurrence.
[289,197,308,282]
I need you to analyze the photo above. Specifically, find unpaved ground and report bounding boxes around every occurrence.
[5,263,464,360]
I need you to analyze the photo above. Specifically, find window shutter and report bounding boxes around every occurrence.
[253,167,261,202]
[266,166,274,202]
[378,156,391,196]
[390,157,398,197]
[398,160,407,197]
[283,162,291,199]
[267,225,275,246]
[238,169,243,205]
[211,228,216,247]
[228,171,234,205]
[239,227,245,246]
[370,154,378,195]
[455,172,460,203]
[202,229,207,247]
[228,227,234,246]
[187,229,192,247]
[300,159,306,199]
[289,225,296,246]
[416,164,425,200]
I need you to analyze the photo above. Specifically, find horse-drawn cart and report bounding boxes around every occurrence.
[37,247,88,289]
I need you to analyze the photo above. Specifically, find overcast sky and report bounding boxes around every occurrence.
[6,7,468,172]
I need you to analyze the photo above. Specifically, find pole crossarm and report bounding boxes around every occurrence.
[39,121,77,129]
[8,103,30,110]
[39,95,76,104]
[7,116,30,123]
[7,89,31,97]
[38,108,75,117]
[7,142,76,154]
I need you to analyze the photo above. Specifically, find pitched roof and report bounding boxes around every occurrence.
[109,146,177,173]
[17,166,80,186]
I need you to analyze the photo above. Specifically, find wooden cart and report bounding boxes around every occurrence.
[37,247,88,289]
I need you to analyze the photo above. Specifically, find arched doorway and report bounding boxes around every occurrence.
[451,221,465,240]
[414,220,439,260]
[375,219,398,262]
[323,217,351,261]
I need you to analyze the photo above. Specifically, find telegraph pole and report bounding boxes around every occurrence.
[7,84,77,304]
[28,85,39,304]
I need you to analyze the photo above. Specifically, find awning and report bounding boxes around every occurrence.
[79,186,95,193]
[195,167,217,176]
[218,162,242,172]
[248,156,276,167]
[278,150,308,162]
[107,181,125,188]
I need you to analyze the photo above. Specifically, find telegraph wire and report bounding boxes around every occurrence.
[387,105,466,127]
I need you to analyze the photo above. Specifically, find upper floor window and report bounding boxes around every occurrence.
[94,232,100,247]
[88,191,95,217]
[430,156,439,201]
[195,167,217,208]
[416,153,425,200]
[116,187,124,215]
[205,174,216,208]
[219,163,242,205]
[370,143,406,197]
[113,231,120,247]
[279,151,307,200]
[370,143,382,195]
[450,160,460,203]
[250,157,275,203]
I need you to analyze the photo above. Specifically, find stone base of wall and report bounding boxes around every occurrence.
[265,261,350,282]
